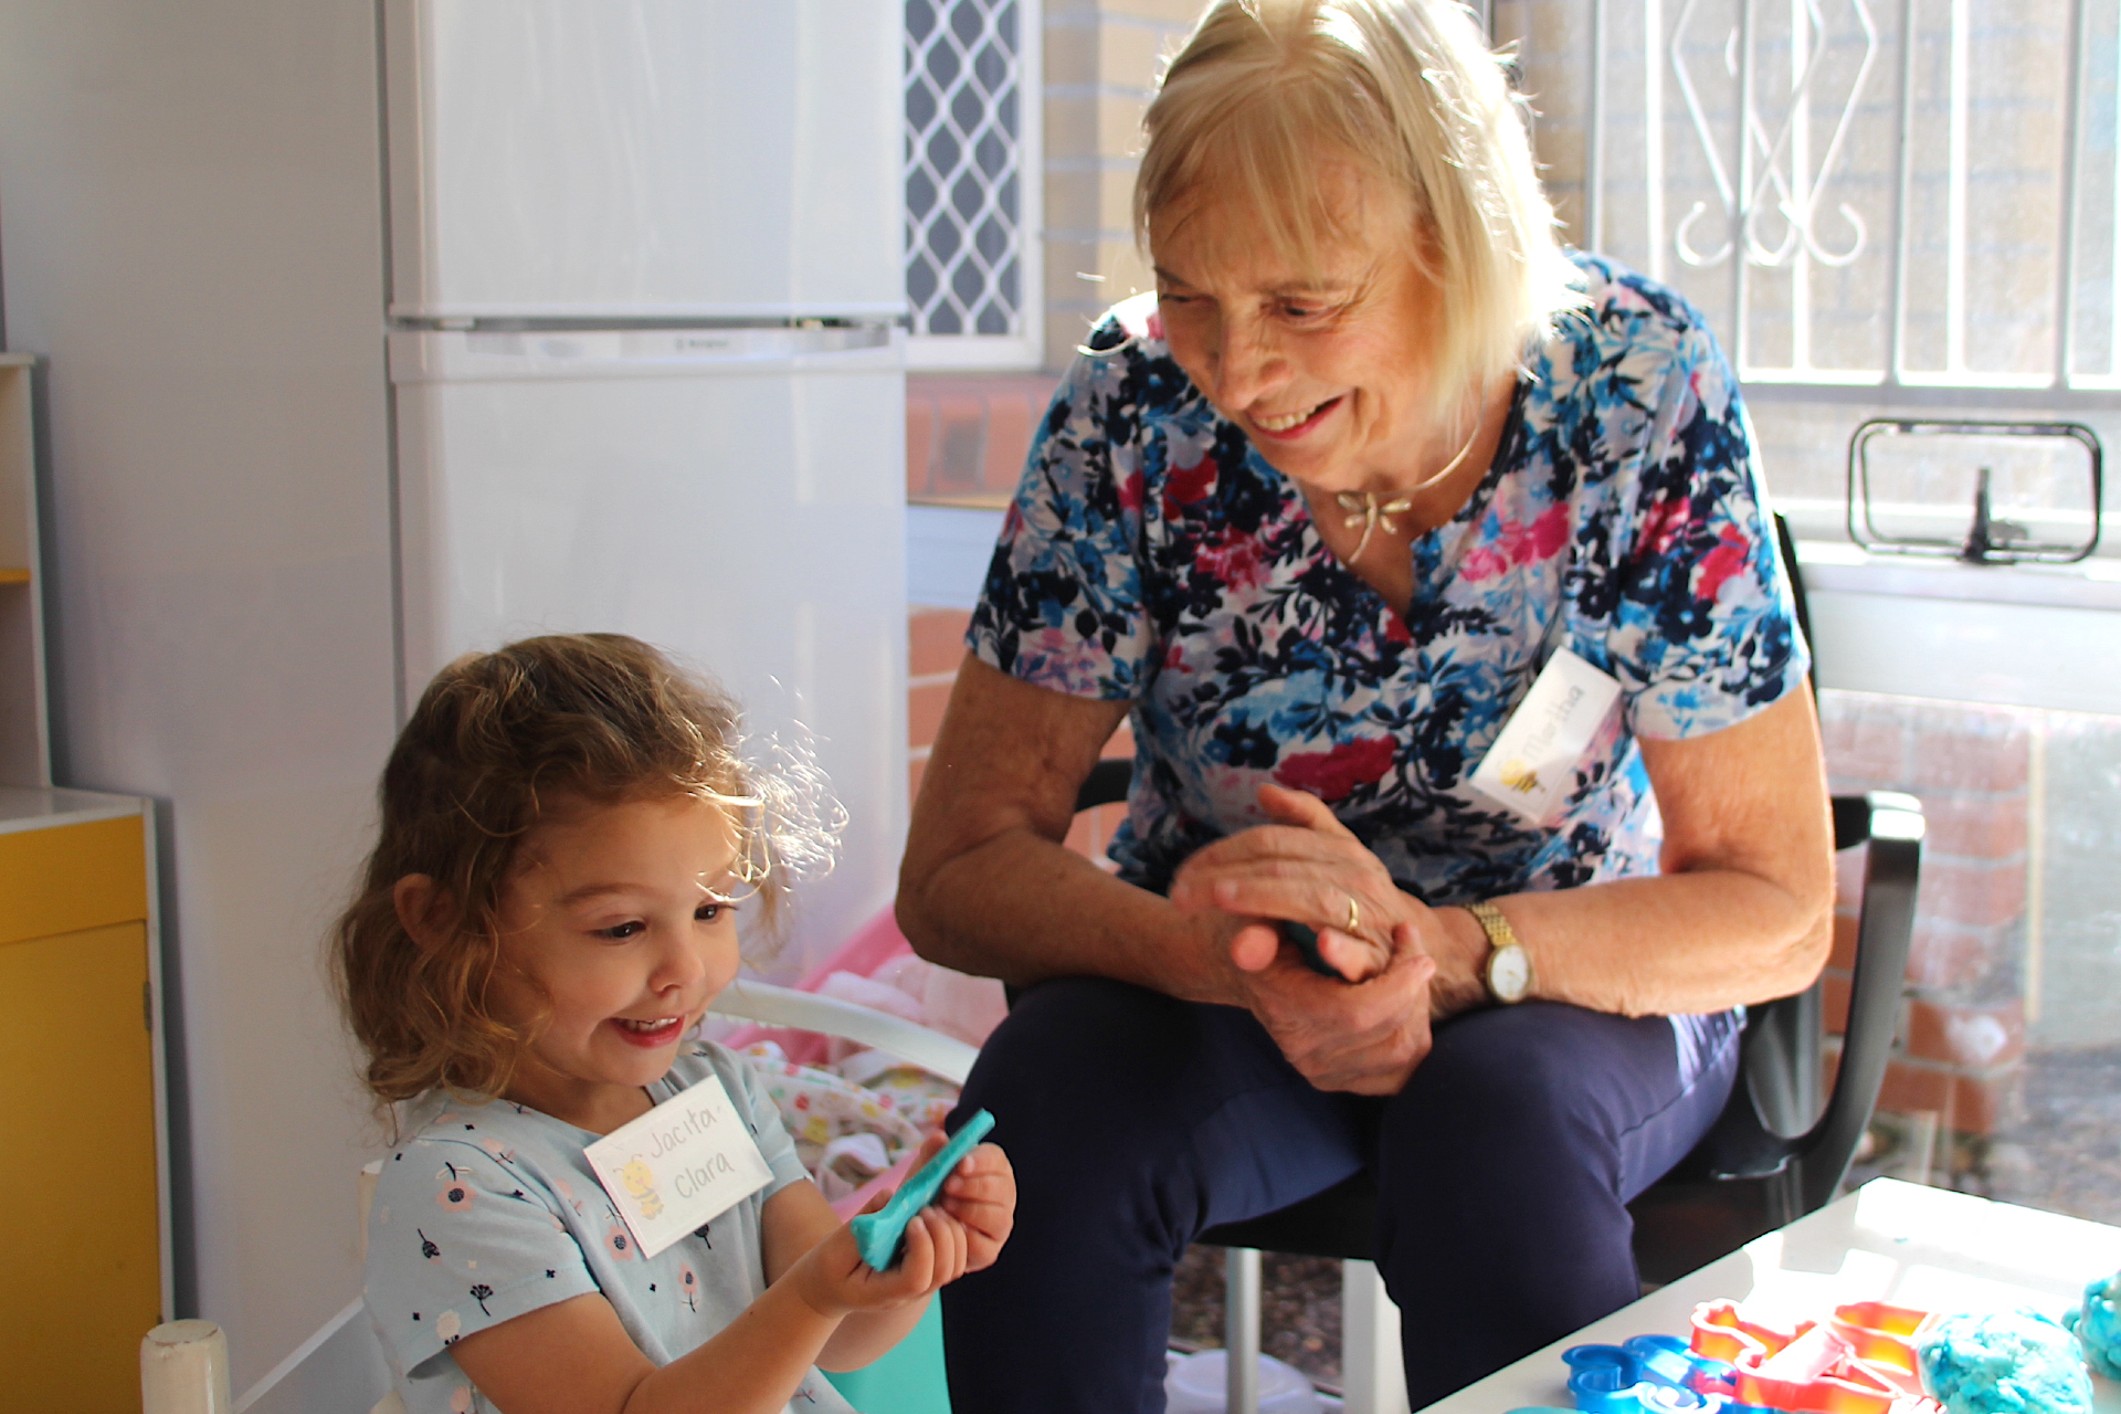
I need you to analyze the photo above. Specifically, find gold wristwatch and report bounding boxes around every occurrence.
[1466,901,1531,1005]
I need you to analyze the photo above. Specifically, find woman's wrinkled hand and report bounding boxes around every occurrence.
[1168,782,1442,1093]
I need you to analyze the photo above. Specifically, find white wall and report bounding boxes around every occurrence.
[0,0,398,1388]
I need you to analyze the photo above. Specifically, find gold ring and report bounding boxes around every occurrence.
[1345,893,1361,935]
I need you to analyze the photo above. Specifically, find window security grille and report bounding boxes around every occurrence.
[1513,0,2121,397]
[905,0,1043,368]
[1501,0,2121,533]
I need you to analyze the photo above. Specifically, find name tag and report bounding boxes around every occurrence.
[584,1075,775,1260]
[1468,647,1623,825]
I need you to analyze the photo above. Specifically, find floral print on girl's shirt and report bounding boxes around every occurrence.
[968,252,1807,907]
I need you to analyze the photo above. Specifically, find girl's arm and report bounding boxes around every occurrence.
[758,1179,938,1369]
[447,1278,839,1414]
[450,1144,1015,1410]
[448,1195,954,1414]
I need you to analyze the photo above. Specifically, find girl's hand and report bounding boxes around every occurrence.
[793,1192,970,1319]
[929,1133,1015,1272]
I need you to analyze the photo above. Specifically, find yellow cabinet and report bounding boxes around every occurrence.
[1,793,163,1414]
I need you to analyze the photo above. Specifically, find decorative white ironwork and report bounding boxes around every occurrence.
[1537,0,2121,397]
[905,0,1032,342]
[1669,0,1879,270]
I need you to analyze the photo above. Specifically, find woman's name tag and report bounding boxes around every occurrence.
[1468,647,1623,825]
[584,1074,774,1260]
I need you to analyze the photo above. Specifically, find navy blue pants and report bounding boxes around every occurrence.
[941,978,1741,1412]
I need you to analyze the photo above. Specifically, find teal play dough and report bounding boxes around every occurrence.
[2064,1274,2121,1380]
[1917,1309,2093,1414]
[850,1109,996,1271]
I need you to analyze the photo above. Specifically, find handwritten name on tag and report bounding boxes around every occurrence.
[584,1074,774,1260]
[1468,647,1624,826]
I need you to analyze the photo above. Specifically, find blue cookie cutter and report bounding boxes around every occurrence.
[1563,1335,1751,1414]
[849,1108,996,1271]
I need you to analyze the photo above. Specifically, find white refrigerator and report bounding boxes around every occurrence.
[384,0,909,972]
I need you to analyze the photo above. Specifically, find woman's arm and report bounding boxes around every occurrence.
[896,654,1241,1001]
[1427,684,1836,1019]
[1178,685,1836,1041]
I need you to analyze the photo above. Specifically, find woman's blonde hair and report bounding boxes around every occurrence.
[332,633,823,1111]
[1135,0,1583,418]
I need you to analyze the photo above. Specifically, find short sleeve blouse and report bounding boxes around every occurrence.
[967,251,1807,905]
[361,1043,854,1414]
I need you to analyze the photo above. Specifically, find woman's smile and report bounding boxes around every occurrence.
[1249,395,1343,439]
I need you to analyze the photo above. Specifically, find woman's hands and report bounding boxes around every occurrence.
[792,1134,1017,1320]
[1169,783,1445,1094]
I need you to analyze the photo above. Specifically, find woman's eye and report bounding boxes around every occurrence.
[597,921,645,941]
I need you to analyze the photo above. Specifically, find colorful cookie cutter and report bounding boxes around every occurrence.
[1687,1299,1942,1414]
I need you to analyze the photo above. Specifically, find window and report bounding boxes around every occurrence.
[1496,0,2120,544]
[904,0,1044,369]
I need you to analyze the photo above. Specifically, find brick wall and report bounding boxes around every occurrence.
[1042,0,1199,369]
[1820,691,2033,1146]
[906,374,1056,502]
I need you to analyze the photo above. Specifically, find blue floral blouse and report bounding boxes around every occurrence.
[967,252,1807,906]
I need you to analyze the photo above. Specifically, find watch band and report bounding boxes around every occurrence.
[1466,901,1530,1004]
[1465,901,1517,949]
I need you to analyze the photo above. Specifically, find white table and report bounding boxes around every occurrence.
[1422,1178,2121,1412]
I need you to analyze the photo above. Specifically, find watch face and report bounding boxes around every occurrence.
[1488,945,1531,1003]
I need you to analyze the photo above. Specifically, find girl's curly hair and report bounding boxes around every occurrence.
[331,633,833,1111]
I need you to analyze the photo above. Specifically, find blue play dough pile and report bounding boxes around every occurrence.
[2064,1274,2121,1381]
[1917,1309,2093,1414]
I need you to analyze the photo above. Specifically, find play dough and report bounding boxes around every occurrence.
[850,1108,996,1271]
[1917,1309,2092,1414]
[2064,1274,2121,1381]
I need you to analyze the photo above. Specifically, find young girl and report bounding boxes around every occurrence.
[335,633,1014,1414]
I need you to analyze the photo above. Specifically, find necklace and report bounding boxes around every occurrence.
[1333,405,1488,561]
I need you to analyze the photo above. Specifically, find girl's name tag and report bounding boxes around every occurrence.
[584,1074,774,1260]
[1468,647,1623,825]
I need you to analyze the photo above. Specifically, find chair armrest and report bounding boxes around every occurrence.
[1798,790,1924,1210]
[711,978,980,1086]
[1073,757,1133,813]
[1681,791,1924,1188]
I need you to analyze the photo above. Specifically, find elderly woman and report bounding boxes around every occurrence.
[895,0,1834,1406]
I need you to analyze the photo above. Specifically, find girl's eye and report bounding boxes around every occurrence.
[696,902,728,923]
[597,921,645,941]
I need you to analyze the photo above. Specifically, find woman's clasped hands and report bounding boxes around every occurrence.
[1168,782,1442,1095]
